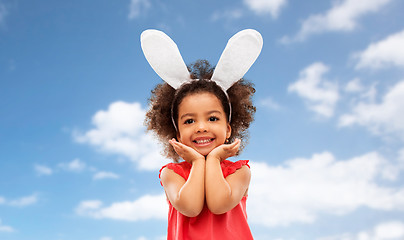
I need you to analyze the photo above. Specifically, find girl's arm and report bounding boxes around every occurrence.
[160,139,205,217]
[205,139,251,215]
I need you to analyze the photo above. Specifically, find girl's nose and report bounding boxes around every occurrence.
[195,121,208,133]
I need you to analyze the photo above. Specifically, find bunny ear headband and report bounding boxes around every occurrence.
[141,29,263,90]
[140,29,263,128]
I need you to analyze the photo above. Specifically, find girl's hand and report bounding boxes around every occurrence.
[207,138,241,162]
[169,138,205,164]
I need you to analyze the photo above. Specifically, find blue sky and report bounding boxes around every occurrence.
[1,0,404,239]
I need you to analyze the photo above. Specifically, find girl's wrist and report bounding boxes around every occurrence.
[191,157,206,165]
[206,154,222,163]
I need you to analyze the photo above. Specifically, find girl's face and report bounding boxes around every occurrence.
[176,92,231,156]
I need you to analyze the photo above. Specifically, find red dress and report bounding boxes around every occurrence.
[159,160,253,240]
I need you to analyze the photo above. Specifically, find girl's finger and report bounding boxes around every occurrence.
[228,139,240,151]
[229,138,240,147]
[168,139,176,146]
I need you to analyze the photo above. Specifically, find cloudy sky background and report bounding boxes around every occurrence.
[1,0,404,239]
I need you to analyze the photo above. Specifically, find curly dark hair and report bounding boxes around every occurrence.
[144,60,256,162]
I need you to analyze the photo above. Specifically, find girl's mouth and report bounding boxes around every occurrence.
[193,138,214,145]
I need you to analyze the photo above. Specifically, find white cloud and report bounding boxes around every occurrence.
[59,158,86,172]
[74,101,168,171]
[99,237,113,240]
[248,151,404,227]
[0,219,14,233]
[288,62,339,117]
[243,0,287,18]
[1,194,38,207]
[128,0,151,19]
[374,221,404,240]
[260,97,280,110]
[93,171,120,180]
[339,80,404,140]
[281,0,392,43]
[75,193,167,221]
[75,200,103,214]
[345,78,364,93]
[398,148,404,167]
[344,78,379,105]
[354,29,404,70]
[318,221,404,240]
[34,164,53,176]
[8,194,38,207]
[136,236,166,240]
[361,83,378,102]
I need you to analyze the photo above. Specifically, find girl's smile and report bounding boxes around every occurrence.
[176,92,231,156]
[193,137,214,145]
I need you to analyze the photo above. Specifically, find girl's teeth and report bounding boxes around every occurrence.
[196,139,211,144]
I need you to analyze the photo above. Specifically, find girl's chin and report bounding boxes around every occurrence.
[193,142,226,156]
[197,150,211,157]
[192,142,216,156]
[194,148,214,157]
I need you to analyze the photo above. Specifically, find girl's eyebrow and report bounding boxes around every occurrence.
[207,110,223,116]
[180,113,195,120]
[179,110,223,120]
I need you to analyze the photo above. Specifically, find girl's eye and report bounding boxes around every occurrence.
[209,116,219,122]
[184,119,194,124]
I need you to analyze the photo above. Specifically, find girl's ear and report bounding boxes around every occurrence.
[226,123,231,140]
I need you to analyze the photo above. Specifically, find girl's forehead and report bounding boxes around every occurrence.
[179,92,224,110]
[182,92,219,102]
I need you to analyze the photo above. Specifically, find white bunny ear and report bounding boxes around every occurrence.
[211,29,263,90]
[141,29,191,89]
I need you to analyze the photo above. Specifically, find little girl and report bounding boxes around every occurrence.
[141,29,262,240]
